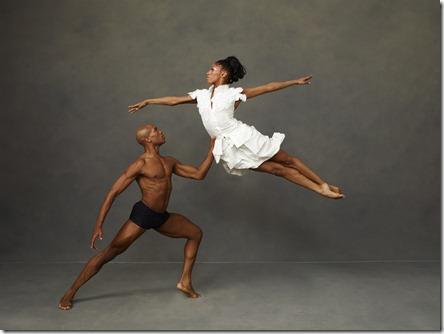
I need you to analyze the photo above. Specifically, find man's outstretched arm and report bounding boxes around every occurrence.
[90,158,145,249]
[95,158,145,229]
[171,138,216,180]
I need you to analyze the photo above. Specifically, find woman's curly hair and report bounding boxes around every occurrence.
[216,56,247,84]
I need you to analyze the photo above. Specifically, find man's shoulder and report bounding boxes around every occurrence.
[129,156,146,170]
[133,155,147,164]
[163,155,178,164]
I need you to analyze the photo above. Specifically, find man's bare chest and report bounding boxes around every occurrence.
[140,157,172,179]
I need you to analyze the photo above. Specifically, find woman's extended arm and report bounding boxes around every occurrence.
[242,75,312,100]
[128,95,196,113]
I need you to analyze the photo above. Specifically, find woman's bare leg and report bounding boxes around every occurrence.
[58,220,146,310]
[253,160,343,199]
[270,149,342,194]
[154,213,203,298]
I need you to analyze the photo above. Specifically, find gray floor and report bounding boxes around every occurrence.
[0,261,440,330]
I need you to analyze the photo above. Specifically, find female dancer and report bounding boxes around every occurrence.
[128,56,344,199]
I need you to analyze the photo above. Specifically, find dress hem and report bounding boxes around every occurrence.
[216,132,286,176]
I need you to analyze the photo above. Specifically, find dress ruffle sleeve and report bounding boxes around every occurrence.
[232,87,247,102]
[187,89,201,100]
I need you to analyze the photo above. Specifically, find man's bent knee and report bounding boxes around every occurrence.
[100,246,126,263]
[190,228,203,241]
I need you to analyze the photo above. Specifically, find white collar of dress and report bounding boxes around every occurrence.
[210,84,229,91]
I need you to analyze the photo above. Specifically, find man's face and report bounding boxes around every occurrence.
[148,125,165,145]
[206,63,226,85]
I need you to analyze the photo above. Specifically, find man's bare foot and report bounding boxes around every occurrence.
[58,290,74,310]
[320,183,344,199]
[176,282,200,298]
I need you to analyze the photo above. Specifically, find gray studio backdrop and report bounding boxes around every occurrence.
[1,0,440,262]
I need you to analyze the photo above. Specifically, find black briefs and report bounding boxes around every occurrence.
[129,201,170,230]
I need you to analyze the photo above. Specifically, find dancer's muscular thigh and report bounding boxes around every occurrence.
[107,220,146,253]
[154,213,202,239]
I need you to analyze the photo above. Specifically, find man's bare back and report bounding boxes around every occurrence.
[58,124,215,310]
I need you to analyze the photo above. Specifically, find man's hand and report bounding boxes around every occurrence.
[93,158,144,236]
[128,100,148,113]
[209,137,216,148]
[90,226,103,250]
[295,75,312,85]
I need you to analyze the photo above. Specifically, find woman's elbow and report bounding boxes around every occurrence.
[170,97,181,106]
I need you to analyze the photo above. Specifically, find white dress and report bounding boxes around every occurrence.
[187,84,285,176]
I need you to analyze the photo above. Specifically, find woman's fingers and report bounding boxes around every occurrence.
[128,103,145,112]
[303,76,312,84]
[128,101,150,113]
[295,75,312,85]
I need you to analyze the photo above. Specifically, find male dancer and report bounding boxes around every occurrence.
[58,124,215,310]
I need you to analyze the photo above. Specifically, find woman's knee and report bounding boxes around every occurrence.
[276,150,301,166]
[282,155,299,166]
[269,164,288,177]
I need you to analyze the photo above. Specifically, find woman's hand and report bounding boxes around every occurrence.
[295,75,312,85]
[128,100,149,113]
[90,226,103,250]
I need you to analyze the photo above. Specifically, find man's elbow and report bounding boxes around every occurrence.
[193,173,206,180]
[108,188,120,199]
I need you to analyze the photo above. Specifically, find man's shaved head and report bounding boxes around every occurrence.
[136,124,154,145]
[135,124,165,147]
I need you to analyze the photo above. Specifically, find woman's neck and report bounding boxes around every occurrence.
[212,80,228,88]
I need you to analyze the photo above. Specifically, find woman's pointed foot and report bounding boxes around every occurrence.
[320,183,344,199]
[328,184,342,194]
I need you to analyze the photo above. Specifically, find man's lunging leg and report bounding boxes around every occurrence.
[58,220,145,310]
[155,213,203,298]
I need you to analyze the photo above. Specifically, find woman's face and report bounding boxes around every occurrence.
[206,63,227,85]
